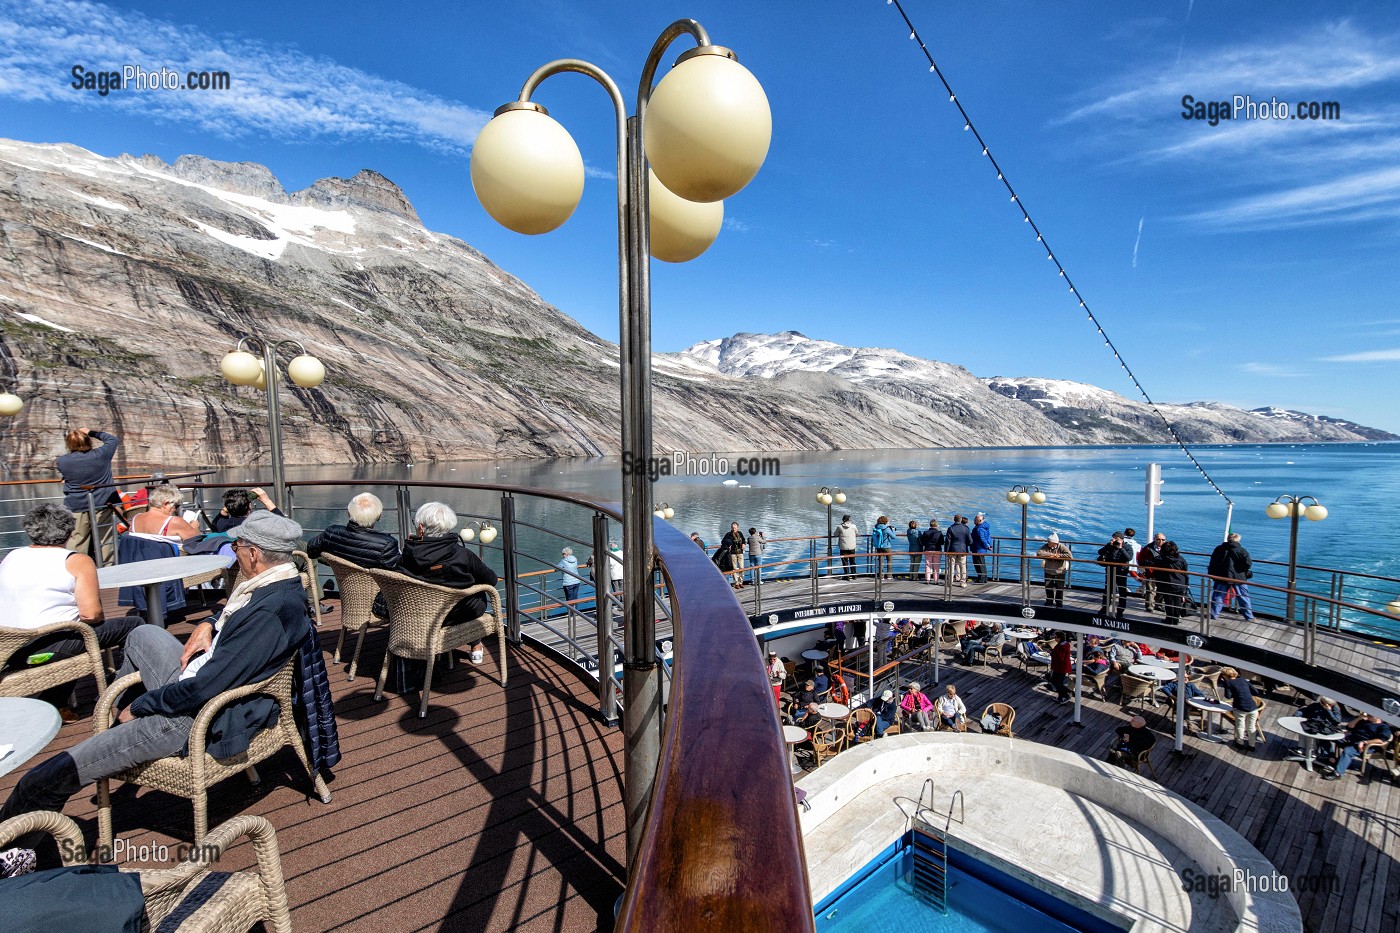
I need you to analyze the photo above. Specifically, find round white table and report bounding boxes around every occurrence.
[0,697,63,778]
[1128,664,1175,682]
[817,702,850,721]
[1278,715,1347,772]
[1135,655,1179,669]
[800,649,829,662]
[98,554,233,628]
[1187,697,1234,743]
[1007,630,1039,640]
[783,724,807,775]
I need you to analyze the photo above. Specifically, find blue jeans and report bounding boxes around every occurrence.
[1333,743,1366,776]
[1210,581,1254,620]
[562,584,579,603]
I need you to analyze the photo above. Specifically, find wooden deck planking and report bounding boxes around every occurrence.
[2,602,626,933]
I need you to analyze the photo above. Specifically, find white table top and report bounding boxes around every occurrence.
[1277,715,1347,742]
[1135,655,1179,669]
[1187,697,1233,713]
[801,649,829,661]
[1007,630,1039,639]
[97,554,233,588]
[817,703,850,720]
[1129,664,1175,681]
[0,697,62,778]
[782,725,808,744]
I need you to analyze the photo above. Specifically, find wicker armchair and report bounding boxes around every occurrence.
[0,621,108,700]
[1117,674,1157,714]
[810,720,845,766]
[0,810,292,933]
[93,658,331,849]
[847,707,878,744]
[365,567,507,718]
[979,703,1016,737]
[319,553,386,681]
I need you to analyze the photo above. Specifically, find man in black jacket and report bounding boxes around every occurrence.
[397,501,498,664]
[1,511,310,823]
[306,492,401,569]
[1137,532,1165,611]
[56,427,121,562]
[1097,532,1132,618]
[1207,533,1255,621]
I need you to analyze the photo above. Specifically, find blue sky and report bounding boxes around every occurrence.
[3,1,1400,431]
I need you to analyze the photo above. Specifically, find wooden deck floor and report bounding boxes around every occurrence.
[852,648,1400,933]
[2,598,627,933]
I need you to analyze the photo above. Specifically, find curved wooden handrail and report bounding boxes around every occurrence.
[0,468,216,488]
[617,518,813,932]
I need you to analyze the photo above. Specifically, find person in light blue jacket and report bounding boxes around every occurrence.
[557,547,583,604]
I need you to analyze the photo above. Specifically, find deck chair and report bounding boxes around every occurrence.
[1080,668,1109,700]
[1130,736,1161,781]
[979,703,1015,737]
[0,810,293,933]
[981,641,1009,669]
[1361,735,1400,781]
[93,657,331,849]
[0,621,109,701]
[1117,674,1157,714]
[319,553,386,681]
[1018,640,1050,674]
[365,567,507,718]
[810,720,845,766]
[847,707,878,744]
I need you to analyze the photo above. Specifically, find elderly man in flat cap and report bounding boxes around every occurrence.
[1,510,312,824]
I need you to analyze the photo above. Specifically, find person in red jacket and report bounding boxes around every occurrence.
[1049,632,1074,704]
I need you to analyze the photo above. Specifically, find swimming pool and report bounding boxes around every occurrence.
[814,832,1125,933]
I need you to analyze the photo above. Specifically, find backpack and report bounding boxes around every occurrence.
[872,524,894,549]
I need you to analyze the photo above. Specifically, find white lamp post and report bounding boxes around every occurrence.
[459,519,498,556]
[0,392,23,417]
[652,502,675,520]
[1005,484,1046,603]
[220,336,326,509]
[470,18,770,860]
[1266,495,1327,624]
[816,486,847,561]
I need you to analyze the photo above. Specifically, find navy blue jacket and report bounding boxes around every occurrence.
[56,431,120,509]
[945,523,972,553]
[130,578,308,758]
[919,527,944,551]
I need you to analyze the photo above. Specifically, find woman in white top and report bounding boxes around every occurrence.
[934,684,968,731]
[0,504,143,714]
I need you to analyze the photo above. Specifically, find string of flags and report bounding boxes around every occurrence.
[885,0,1232,506]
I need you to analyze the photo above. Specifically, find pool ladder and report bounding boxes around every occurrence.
[910,780,964,913]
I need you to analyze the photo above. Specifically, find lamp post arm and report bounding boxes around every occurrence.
[635,19,710,115]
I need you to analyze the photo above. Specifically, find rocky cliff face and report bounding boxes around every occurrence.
[0,140,1389,477]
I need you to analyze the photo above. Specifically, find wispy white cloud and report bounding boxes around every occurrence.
[1320,347,1400,362]
[1183,165,1400,229]
[0,0,489,152]
[1238,361,1306,377]
[1130,214,1144,267]
[723,217,751,233]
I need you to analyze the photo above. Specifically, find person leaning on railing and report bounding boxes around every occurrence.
[0,505,144,721]
[55,427,121,562]
[1036,533,1072,607]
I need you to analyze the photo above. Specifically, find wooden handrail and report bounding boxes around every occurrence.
[0,469,216,488]
[617,518,813,932]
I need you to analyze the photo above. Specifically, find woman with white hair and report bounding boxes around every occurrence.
[128,484,200,541]
[305,492,401,570]
[396,502,498,664]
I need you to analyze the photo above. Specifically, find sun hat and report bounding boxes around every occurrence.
[228,510,302,553]
[881,690,894,701]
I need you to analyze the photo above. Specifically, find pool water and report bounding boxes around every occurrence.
[814,834,1123,933]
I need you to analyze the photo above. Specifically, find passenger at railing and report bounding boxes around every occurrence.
[56,427,122,563]
[746,527,764,586]
[305,493,400,570]
[872,689,899,736]
[1156,541,1189,624]
[919,519,943,584]
[1122,528,1143,594]
[1049,633,1074,704]
[1036,533,1072,607]
[1323,713,1392,782]
[1219,666,1260,752]
[397,502,497,666]
[934,684,967,731]
[689,531,706,550]
[0,505,144,719]
[833,515,860,576]
[555,548,583,605]
[1137,533,1165,612]
[582,545,624,594]
[1096,532,1133,619]
[900,681,934,731]
[870,516,896,580]
[1208,533,1256,622]
[971,513,993,584]
[128,484,201,542]
[715,522,746,589]
[904,520,922,579]
[211,488,283,533]
[944,515,971,586]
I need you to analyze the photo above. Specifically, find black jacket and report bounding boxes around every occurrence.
[130,577,308,758]
[398,534,499,622]
[919,527,944,551]
[1208,541,1253,583]
[307,521,400,569]
[1137,542,1161,575]
[1097,542,1132,569]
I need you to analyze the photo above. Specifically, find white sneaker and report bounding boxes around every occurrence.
[471,647,484,664]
